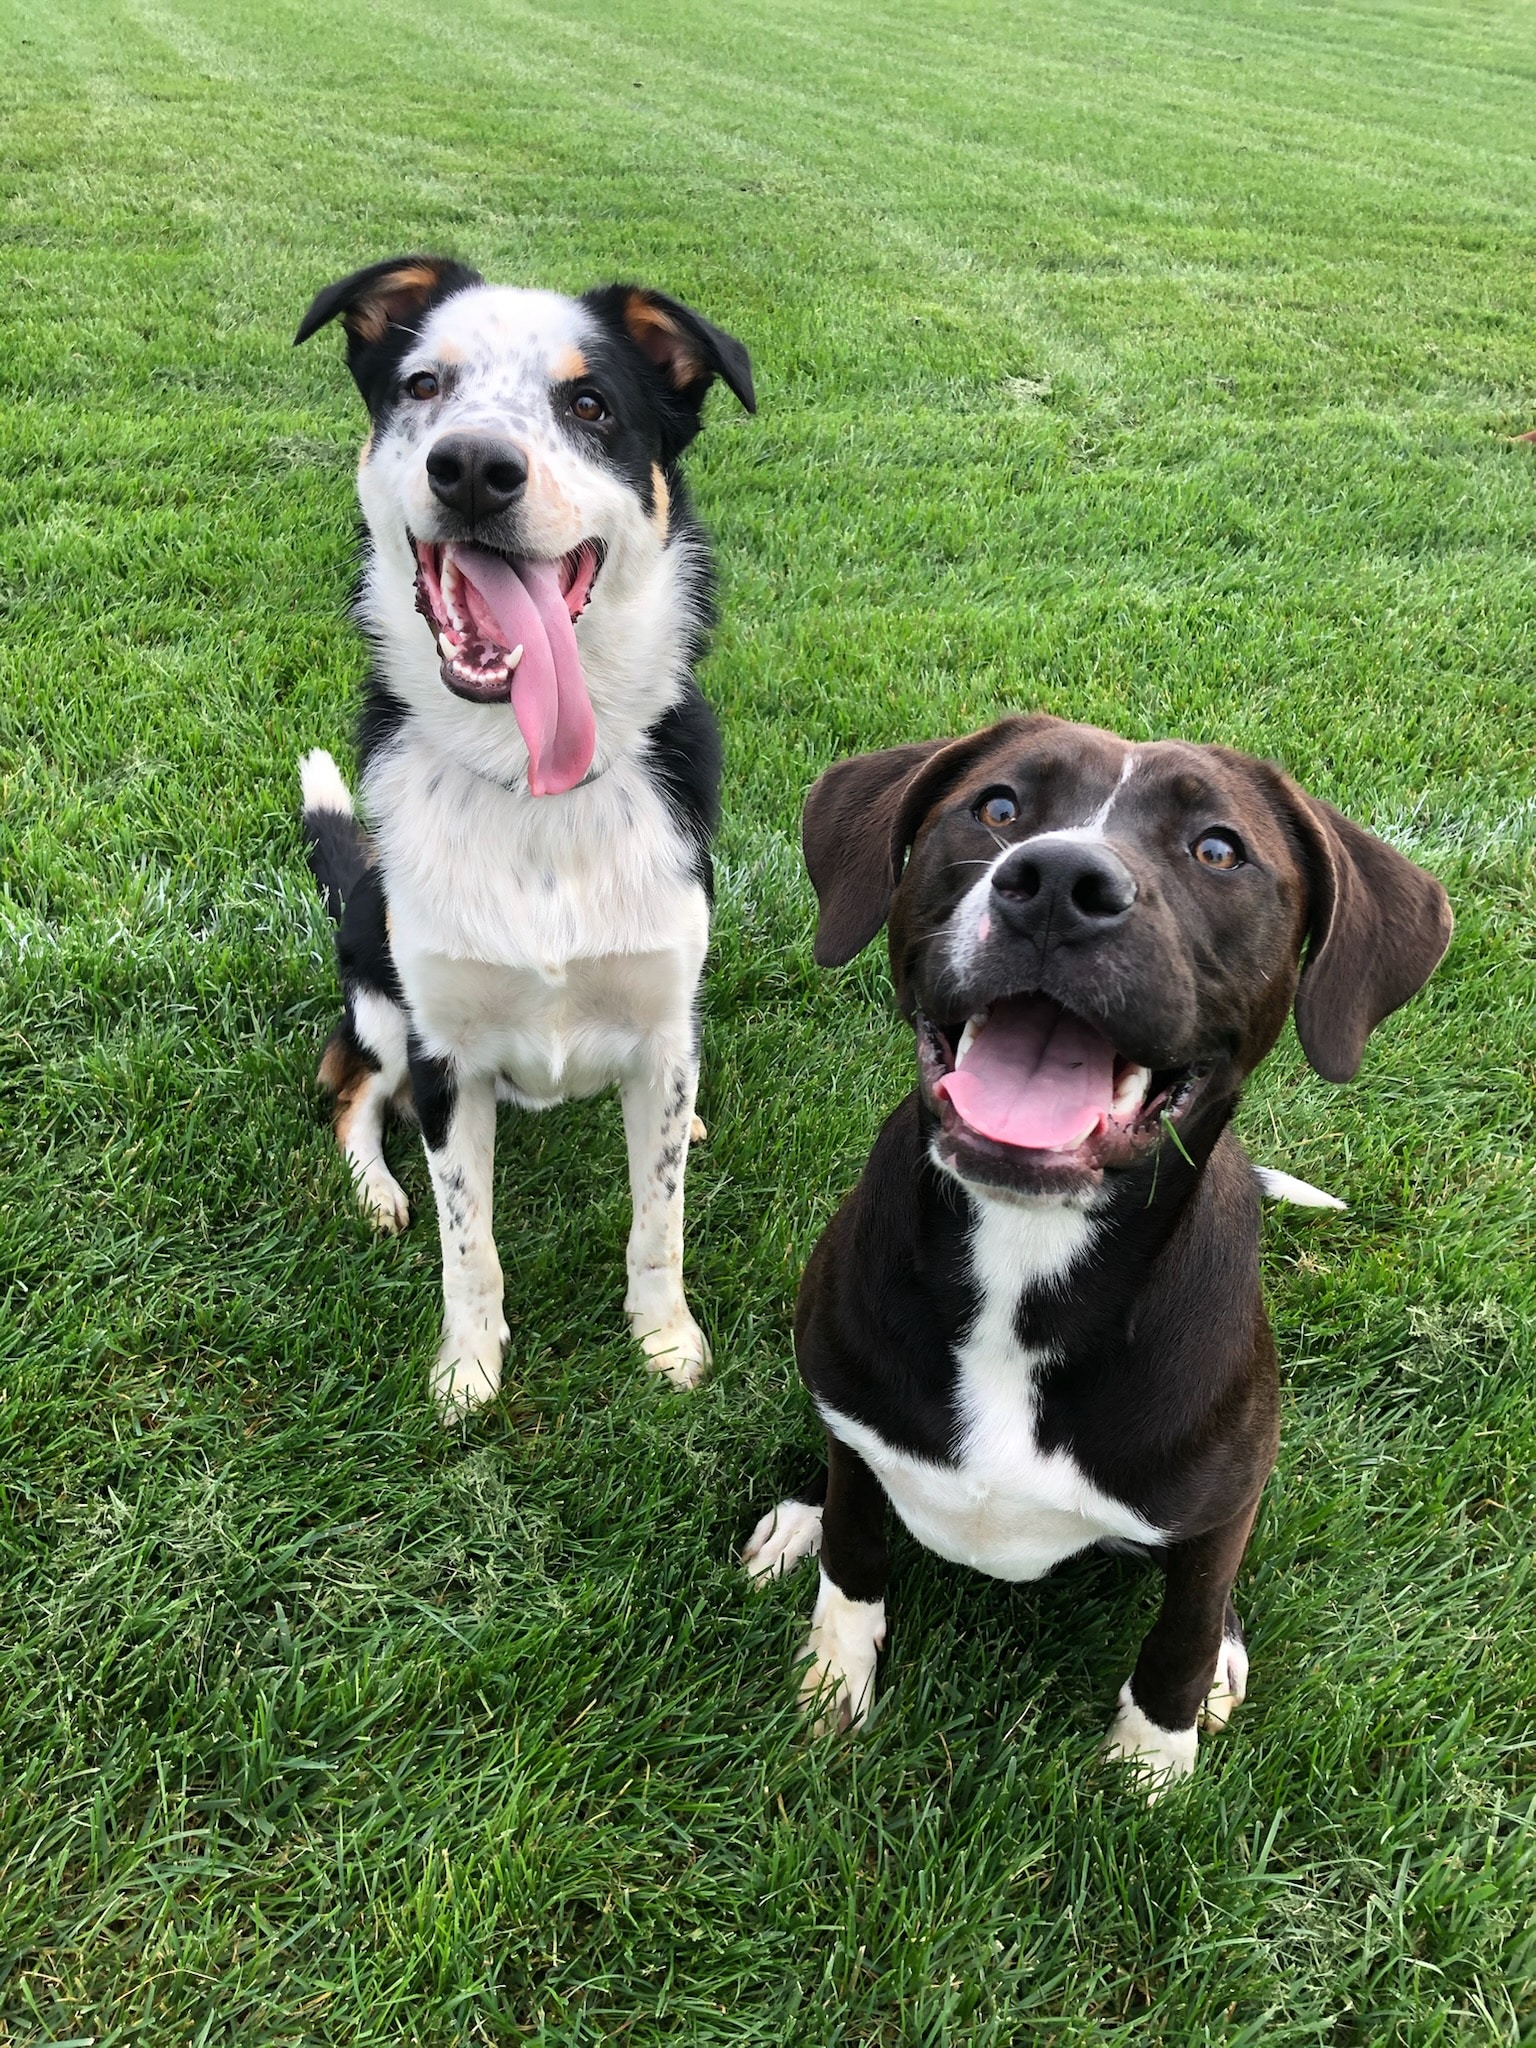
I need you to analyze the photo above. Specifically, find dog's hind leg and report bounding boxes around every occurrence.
[409,1048,506,1420]
[620,1030,710,1389]
[321,988,411,1235]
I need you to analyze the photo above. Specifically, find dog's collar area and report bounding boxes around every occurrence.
[916,996,1207,1187]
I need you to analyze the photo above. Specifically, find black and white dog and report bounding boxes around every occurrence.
[293,255,754,1415]
[744,715,1451,1791]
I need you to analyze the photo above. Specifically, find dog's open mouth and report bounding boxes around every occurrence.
[413,538,603,795]
[918,994,1207,1190]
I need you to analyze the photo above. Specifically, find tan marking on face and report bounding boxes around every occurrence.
[357,428,374,476]
[651,463,670,538]
[551,344,588,381]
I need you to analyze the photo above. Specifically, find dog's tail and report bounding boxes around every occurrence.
[1252,1166,1347,1211]
[299,748,370,924]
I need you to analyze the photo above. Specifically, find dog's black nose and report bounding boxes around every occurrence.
[991,837,1137,940]
[424,434,529,522]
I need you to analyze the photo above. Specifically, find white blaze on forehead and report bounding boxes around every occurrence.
[945,745,1140,982]
[412,286,595,390]
[1083,748,1138,833]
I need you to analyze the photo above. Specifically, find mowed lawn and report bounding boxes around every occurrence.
[3,0,1535,2039]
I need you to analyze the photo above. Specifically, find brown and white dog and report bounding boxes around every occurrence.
[744,714,1451,1791]
[293,255,754,1416]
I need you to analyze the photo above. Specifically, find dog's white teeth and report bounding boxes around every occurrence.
[1112,1063,1153,1117]
[507,643,524,670]
[956,1014,986,1064]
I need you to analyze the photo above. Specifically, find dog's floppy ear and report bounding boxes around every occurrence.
[1277,781,1453,1082]
[294,255,483,402]
[803,723,1029,967]
[586,284,756,419]
[295,254,482,349]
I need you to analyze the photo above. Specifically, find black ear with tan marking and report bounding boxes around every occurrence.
[294,255,482,403]
[587,284,756,418]
[1279,781,1453,1082]
[803,723,1031,967]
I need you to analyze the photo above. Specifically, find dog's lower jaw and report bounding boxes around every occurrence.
[798,1571,886,1735]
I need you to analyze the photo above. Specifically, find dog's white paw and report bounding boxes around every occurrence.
[1199,1632,1250,1733]
[431,1317,509,1421]
[797,1573,885,1735]
[354,1159,410,1235]
[742,1497,823,1581]
[628,1302,710,1390]
[689,1115,707,1144]
[1103,1683,1199,1801]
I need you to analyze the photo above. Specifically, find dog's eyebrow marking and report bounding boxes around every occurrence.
[1082,750,1138,833]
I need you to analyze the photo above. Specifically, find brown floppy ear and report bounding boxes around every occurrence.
[600,285,756,415]
[802,721,1033,967]
[1283,785,1453,1082]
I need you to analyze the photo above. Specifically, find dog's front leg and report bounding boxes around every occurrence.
[620,1036,709,1388]
[409,1046,506,1419]
[1103,1501,1259,1798]
[797,1434,889,1735]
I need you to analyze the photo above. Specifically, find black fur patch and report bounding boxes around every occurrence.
[302,804,369,924]
[407,1038,456,1153]
[355,663,411,786]
[580,284,754,464]
[336,866,404,1006]
[645,682,722,898]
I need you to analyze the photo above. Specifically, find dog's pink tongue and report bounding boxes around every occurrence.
[451,546,596,796]
[935,995,1115,1150]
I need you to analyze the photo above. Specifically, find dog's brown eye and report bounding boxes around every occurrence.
[571,389,608,424]
[1193,831,1244,870]
[975,791,1018,829]
[404,371,440,401]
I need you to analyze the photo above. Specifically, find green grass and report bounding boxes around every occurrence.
[3,0,1535,2038]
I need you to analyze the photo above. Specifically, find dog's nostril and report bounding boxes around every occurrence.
[995,860,1041,901]
[483,460,525,497]
[426,447,463,486]
[1072,868,1135,919]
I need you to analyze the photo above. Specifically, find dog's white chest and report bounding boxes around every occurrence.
[822,1198,1166,1581]
[370,739,706,973]
[367,737,708,1096]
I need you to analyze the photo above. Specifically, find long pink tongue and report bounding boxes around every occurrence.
[450,546,596,796]
[935,995,1115,1150]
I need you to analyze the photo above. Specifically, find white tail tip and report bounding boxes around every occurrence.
[299,748,353,817]
[1253,1167,1347,1211]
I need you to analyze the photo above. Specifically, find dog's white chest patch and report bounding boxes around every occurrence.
[369,737,707,1096]
[821,1197,1166,1581]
